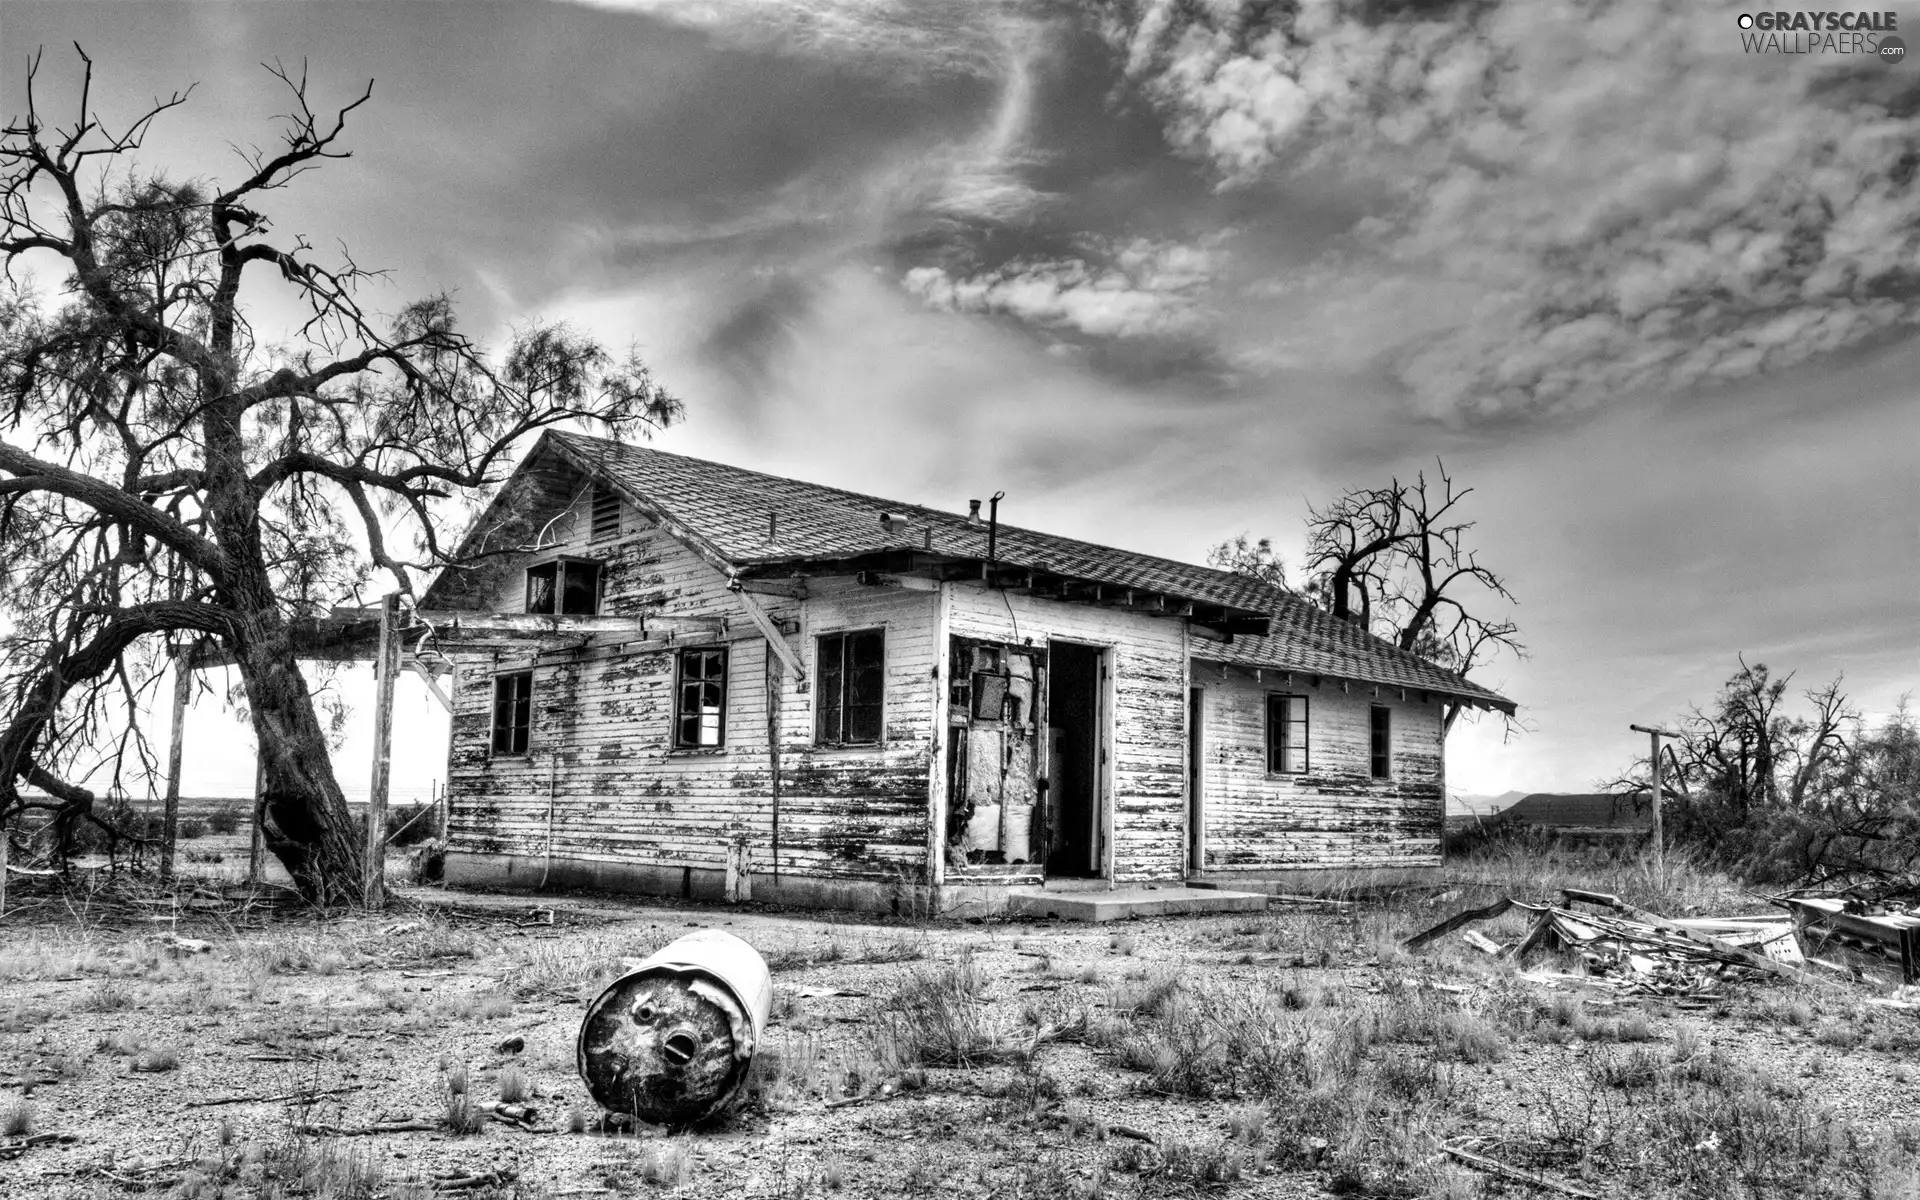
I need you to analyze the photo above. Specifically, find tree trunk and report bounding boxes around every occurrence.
[231,603,366,905]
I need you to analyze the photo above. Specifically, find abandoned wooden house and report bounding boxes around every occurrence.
[417,431,1515,916]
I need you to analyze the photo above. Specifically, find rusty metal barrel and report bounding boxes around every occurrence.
[576,928,773,1127]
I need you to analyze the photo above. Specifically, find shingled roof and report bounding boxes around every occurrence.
[1192,598,1516,712]
[522,431,1514,712]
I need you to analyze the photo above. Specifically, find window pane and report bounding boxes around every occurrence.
[560,562,599,615]
[816,635,844,743]
[845,632,883,742]
[848,632,884,707]
[846,702,882,744]
[526,565,555,614]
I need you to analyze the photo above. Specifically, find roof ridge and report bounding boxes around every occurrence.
[554,429,1291,598]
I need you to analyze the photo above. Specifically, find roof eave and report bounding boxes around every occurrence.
[1188,650,1516,714]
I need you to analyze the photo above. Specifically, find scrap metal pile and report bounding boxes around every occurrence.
[1408,887,1920,998]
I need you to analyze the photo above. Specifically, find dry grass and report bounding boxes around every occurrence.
[869,953,1029,1070]
[4,843,1918,1200]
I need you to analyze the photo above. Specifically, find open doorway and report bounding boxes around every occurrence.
[1044,641,1105,879]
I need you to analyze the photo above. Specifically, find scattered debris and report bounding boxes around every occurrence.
[296,1119,440,1136]
[185,1084,360,1108]
[431,1167,518,1191]
[1406,888,1840,994]
[0,1132,80,1160]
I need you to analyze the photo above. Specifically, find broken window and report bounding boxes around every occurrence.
[676,648,728,748]
[525,560,601,615]
[815,629,885,745]
[590,484,622,542]
[1266,694,1308,774]
[491,671,533,755]
[1370,704,1392,779]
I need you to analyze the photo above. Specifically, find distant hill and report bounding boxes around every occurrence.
[1446,790,1527,817]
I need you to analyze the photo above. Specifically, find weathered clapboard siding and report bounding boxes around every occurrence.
[945,584,1190,884]
[445,482,940,882]
[1194,668,1446,870]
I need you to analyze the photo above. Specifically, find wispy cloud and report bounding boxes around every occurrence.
[1098,0,1920,420]
[902,236,1220,341]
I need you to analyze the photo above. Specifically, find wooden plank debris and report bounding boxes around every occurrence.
[1441,1142,1600,1199]
[1780,896,1920,985]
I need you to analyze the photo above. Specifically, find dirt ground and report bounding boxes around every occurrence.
[4,851,1920,1200]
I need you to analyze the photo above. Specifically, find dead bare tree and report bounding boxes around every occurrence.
[0,49,680,903]
[1204,533,1288,588]
[1596,661,1920,887]
[1211,461,1523,734]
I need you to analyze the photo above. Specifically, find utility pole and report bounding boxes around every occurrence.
[1630,723,1681,890]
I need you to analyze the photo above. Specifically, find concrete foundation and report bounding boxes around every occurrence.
[1008,885,1268,922]
[442,852,1277,921]
[1189,865,1443,896]
[442,851,940,918]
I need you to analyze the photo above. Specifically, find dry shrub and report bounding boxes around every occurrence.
[870,954,1027,1070]
[496,1065,530,1104]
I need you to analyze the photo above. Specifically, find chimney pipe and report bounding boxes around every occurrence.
[967,499,982,524]
[986,491,1005,573]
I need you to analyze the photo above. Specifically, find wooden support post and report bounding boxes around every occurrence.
[365,593,401,907]
[248,755,266,886]
[767,641,782,881]
[1630,723,1680,891]
[160,640,195,882]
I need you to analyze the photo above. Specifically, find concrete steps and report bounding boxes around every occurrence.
[1007,885,1268,922]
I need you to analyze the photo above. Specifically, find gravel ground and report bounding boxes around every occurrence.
[3,872,1919,1199]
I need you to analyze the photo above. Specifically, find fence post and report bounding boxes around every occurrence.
[364,593,401,907]
[161,640,195,881]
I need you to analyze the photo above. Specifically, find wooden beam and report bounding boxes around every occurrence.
[736,578,809,601]
[729,583,806,687]
[407,659,453,713]
[364,594,400,908]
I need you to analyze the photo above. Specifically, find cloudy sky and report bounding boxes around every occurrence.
[10,0,1918,801]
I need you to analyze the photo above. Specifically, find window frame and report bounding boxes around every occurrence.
[524,557,602,616]
[491,671,534,756]
[673,646,730,749]
[814,628,887,747]
[1370,704,1392,780]
[1265,693,1309,775]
